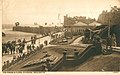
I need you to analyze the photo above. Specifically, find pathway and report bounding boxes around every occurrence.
[70,36,91,48]
[2,35,52,65]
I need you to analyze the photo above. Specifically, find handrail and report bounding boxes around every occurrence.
[76,45,96,64]
[50,57,64,71]
[78,45,93,57]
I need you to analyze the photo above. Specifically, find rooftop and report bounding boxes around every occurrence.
[89,21,102,26]
[74,21,88,26]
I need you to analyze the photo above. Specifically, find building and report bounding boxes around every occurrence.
[88,21,102,29]
[89,21,102,26]
[97,6,120,25]
[64,21,88,36]
[63,15,96,37]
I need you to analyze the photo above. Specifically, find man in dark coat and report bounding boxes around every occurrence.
[106,36,112,50]
[2,44,7,55]
[7,41,13,54]
[33,35,37,44]
[44,40,48,46]
[31,36,34,44]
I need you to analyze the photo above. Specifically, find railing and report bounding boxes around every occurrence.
[50,45,98,71]
[50,56,64,71]
[15,35,47,45]
[78,45,93,57]
[77,45,96,64]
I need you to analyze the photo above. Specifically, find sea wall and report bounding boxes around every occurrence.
[13,26,63,35]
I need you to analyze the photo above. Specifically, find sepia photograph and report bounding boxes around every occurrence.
[1,0,120,73]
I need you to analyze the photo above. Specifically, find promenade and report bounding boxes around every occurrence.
[2,35,52,65]
[3,34,120,71]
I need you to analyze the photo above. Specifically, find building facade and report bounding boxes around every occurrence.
[64,15,96,37]
[64,21,88,36]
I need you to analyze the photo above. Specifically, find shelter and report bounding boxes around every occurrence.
[64,21,88,36]
[89,21,102,27]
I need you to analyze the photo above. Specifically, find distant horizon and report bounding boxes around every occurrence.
[2,14,98,25]
[2,23,64,29]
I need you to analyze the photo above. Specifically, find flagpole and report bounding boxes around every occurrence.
[58,8,61,25]
[108,12,110,37]
[108,5,111,38]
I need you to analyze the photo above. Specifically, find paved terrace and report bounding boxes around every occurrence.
[3,36,90,71]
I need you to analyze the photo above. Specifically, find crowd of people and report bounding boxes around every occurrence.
[2,36,28,55]
[1,31,59,71]
[2,34,49,56]
[2,38,26,55]
[2,43,45,71]
[2,35,50,70]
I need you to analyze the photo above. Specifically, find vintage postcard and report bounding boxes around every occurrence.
[1,0,120,75]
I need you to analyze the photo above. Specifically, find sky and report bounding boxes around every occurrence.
[0,0,2,25]
[2,0,120,25]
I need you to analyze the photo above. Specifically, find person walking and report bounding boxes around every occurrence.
[7,41,13,54]
[2,43,7,55]
[10,43,13,54]
[12,43,15,54]
[29,45,32,52]
[44,40,48,46]
[22,38,26,49]
[32,45,35,51]
[18,39,21,45]
[22,38,26,43]
[16,45,19,53]
[33,35,37,44]
[19,46,24,54]
[31,36,34,44]
[106,36,112,50]
[27,44,30,53]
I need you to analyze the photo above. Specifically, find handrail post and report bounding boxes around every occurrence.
[74,49,79,60]
[63,50,67,61]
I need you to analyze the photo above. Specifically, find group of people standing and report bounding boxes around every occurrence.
[2,35,49,56]
[2,38,26,55]
[31,35,37,44]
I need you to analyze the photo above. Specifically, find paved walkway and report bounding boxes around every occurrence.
[2,35,52,65]
[70,36,84,45]
[70,36,91,48]
[2,35,92,66]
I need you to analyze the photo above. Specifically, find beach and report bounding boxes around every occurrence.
[2,29,40,43]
